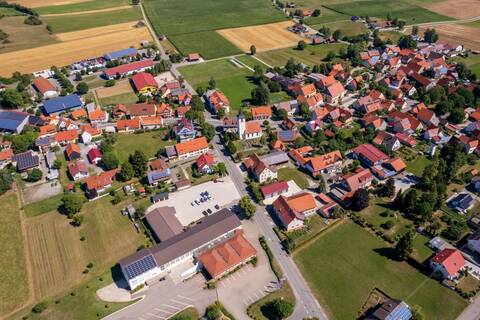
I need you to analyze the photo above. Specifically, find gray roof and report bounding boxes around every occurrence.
[144,207,183,242]
[119,208,241,272]
[260,151,289,166]
[12,151,39,171]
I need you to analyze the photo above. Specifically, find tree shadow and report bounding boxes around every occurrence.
[259,301,276,320]
[373,247,395,259]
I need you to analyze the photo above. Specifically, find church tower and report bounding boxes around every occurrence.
[237,109,246,140]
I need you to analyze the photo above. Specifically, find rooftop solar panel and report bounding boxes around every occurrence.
[123,254,157,280]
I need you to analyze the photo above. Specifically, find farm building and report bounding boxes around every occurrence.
[104,48,138,61]
[33,77,58,99]
[104,59,155,79]
[131,72,158,94]
[0,111,29,133]
[43,95,83,115]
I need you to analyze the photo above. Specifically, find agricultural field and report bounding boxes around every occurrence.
[412,24,480,52]
[310,20,368,37]
[0,23,152,76]
[114,130,175,163]
[143,0,286,59]
[0,16,58,54]
[421,0,480,19]
[217,21,304,53]
[294,221,467,320]
[179,58,257,113]
[324,0,453,25]
[0,193,29,317]
[6,0,90,7]
[43,7,142,33]
[24,195,146,300]
[36,0,131,15]
[256,43,347,67]
[95,80,134,99]
[305,7,351,25]
[0,7,20,16]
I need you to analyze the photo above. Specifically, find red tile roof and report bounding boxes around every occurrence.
[65,143,80,158]
[117,118,140,131]
[68,160,88,177]
[0,148,13,161]
[175,136,208,156]
[353,143,389,164]
[33,77,56,94]
[104,59,155,77]
[260,181,289,197]
[131,72,158,91]
[196,152,215,169]
[55,129,77,143]
[86,169,117,191]
[87,148,102,162]
[251,106,272,118]
[431,248,465,277]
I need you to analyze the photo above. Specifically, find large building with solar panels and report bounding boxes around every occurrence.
[0,111,29,133]
[118,208,242,289]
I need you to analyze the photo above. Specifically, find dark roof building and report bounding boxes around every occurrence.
[104,48,137,61]
[144,207,183,242]
[43,95,83,115]
[12,150,40,171]
[371,299,412,320]
[0,111,29,133]
[118,208,242,289]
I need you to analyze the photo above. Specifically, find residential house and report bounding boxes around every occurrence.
[112,104,128,118]
[371,157,407,180]
[362,114,387,131]
[459,135,479,154]
[80,124,102,144]
[38,124,57,137]
[128,103,157,118]
[172,118,197,142]
[205,89,230,114]
[68,160,89,181]
[330,168,374,206]
[195,153,215,174]
[0,148,13,169]
[243,154,277,183]
[275,100,298,116]
[323,81,346,104]
[317,193,338,218]
[430,248,465,280]
[373,131,401,152]
[131,72,158,94]
[260,181,289,200]
[448,192,475,213]
[12,150,40,172]
[352,143,389,167]
[174,136,209,160]
[371,299,412,320]
[417,108,439,127]
[176,106,191,118]
[272,192,318,231]
[87,148,102,164]
[85,169,117,199]
[187,53,200,62]
[141,116,164,130]
[117,119,140,132]
[89,108,109,124]
[251,106,272,120]
[65,143,81,160]
[33,77,58,99]
[303,150,343,176]
[157,103,174,118]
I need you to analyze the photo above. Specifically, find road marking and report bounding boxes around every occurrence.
[162,304,181,310]
[147,313,165,319]
[154,308,172,315]
[171,299,189,306]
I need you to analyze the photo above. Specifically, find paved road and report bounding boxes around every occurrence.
[457,295,480,320]
[209,130,328,320]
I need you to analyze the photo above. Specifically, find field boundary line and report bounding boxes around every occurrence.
[251,55,273,69]
[41,5,133,17]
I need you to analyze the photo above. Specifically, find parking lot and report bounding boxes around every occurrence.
[147,176,241,226]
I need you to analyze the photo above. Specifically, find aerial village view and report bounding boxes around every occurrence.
[0,0,480,319]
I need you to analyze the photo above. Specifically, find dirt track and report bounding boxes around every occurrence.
[422,0,480,20]
[217,21,304,53]
[7,0,90,7]
[0,25,152,76]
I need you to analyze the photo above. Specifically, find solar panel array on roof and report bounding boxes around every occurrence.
[122,254,157,280]
[12,151,39,171]
[104,48,137,60]
[0,111,29,132]
[43,95,82,114]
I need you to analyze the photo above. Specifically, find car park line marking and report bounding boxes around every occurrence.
[258,289,264,296]
[147,313,165,319]
[162,304,181,310]
[171,299,189,306]
[154,308,172,315]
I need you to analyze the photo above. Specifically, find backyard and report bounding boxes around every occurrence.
[277,167,310,189]
[0,193,29,317]
[114,130,175,162]
[294,221,467,320]
[256,43,348,67]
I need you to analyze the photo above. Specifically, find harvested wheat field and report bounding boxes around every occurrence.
[0,24,152,76]
[55,21,140,41]
[422,0,480,20]
[41,5,132,17]
[217,21,304,53]
[7,0,89,7]
[411,24,480,51]
[95,80,133,99]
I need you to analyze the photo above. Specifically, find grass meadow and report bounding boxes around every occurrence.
[36,0,131,15]
[114,130,175,162]
[294,221,467,320]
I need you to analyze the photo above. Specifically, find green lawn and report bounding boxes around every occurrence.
[43,7,142,33]
[99,92,139,107]
[412,233,434,263]
[294,221,467,320]
[0,193,29,317]
[115,130,175,163]
[277,167,309,189]
[143,0,286,59]
[311,20,368,37]
[24,193,64,217]
[358,197,413,240]
[405,155,431,177]
[168,31,242,59]
[379,30,403,43]
[324,0,453,25]
[256,43,348,67]
[37,0,131,15]
[179,58,255,113]
[247,282,295,320]
[20,270,137,320]
[170,307,201,320]
[453,55,480,79]
[305,7,351,25]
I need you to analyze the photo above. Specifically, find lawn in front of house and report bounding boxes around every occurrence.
[358,197,414,240]
[114,130,175,163]
[0,192,29,317]
[294,221,467,320]
[179,58,256,113]
[99,92,139,107]
[43,7,142,33]
[247,282,295,320]
[256,43,348,67]
[277,167,310,189]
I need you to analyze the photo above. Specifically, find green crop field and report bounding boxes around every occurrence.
[179,58,256,113]
[0,193,29,317]
[324,0,453,25]
[294,221,467,319]
[36,0,131,15]
[43,7,142,33]
[305,7,351,25]
[256,43,347,67]
[143,0,286,59]
[168,31,242,59]
[311,20,368,37]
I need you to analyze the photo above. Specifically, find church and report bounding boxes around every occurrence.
[237,110,263,140]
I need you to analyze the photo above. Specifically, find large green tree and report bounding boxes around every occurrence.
[61,194,84,217]
[129,150,148,177]
[393,231,414,261]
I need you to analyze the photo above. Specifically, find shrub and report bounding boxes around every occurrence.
[32,301,48,314]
